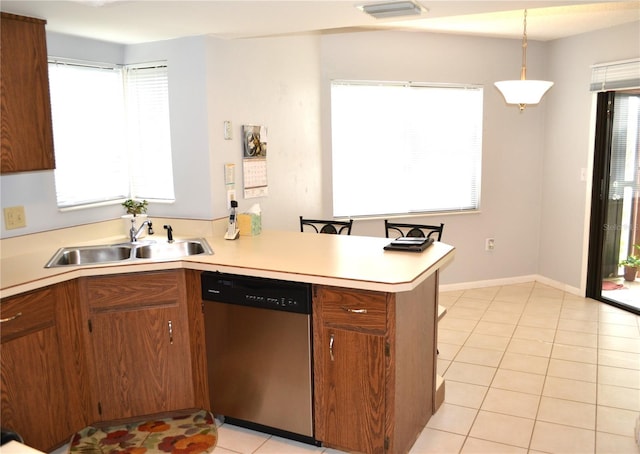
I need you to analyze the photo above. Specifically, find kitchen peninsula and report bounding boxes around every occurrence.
[0,224,454,454]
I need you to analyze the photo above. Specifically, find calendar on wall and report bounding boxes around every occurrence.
[242,125,268,198]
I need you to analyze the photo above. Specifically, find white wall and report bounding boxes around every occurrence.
[0,33,126,237]
[203,34,323,228]
[319,30,549,284]
[124,36,213,220]
[541,21,640,290]
[0,31,322,237]
[0,32,213,237]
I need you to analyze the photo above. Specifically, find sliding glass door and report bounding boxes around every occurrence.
[587,90,640,314]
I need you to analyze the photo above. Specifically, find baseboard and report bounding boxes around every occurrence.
[533,275,583,297]
[440,274,584,297]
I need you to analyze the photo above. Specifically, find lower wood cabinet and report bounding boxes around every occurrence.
[1,270,201,450]
[1,266,439,454]
[79,270,195,422]
[0,281,90,452]
[313,285,387,454]
[313,274,439,454]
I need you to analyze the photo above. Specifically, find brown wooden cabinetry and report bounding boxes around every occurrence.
[313,273,439,454]
[1,12,55,173]
[79,270,195,422]
[0,281,90,452]
[313,286,387,453]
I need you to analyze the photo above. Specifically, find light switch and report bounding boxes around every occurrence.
[224,121,233,140]
[4,206,27,229]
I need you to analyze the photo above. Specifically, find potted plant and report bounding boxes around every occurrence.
[619,251,640,282]
[122,199,148,216]
[121,199,149,239]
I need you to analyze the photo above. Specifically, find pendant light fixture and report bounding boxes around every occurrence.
[495,10,553,111]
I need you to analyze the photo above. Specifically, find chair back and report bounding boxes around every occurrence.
[384,220,444,241]
[300,216,353,235]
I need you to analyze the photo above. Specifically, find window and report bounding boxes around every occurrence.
[48,59,174,208]
[331,81,483,218]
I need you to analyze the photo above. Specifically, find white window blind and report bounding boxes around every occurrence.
[49,61,129,207]
[125,63,174,200]
[49,59,174,208]
[591,58,640,92]
[331,81,483,218]
[608,93,640,263]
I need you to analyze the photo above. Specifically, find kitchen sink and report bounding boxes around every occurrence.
[45,245,133,267]
[135,240,212,260]
[45,239,213,268]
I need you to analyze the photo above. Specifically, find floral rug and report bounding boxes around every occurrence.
[68,410,217,454]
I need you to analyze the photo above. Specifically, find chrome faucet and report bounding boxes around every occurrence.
[130,218,154,242]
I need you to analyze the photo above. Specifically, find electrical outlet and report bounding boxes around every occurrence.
[4,206,27,230]
[485,238,495,251]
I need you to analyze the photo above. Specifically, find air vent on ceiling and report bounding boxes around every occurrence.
[359,1,426,19]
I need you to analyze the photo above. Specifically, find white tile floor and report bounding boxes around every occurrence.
[212,282,640,454]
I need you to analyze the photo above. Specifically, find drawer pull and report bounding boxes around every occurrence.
[341,306,368,314]
[0,312,23,323]
[168,320,174,345]
[329,333,335,361]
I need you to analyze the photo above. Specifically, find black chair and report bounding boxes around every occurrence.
[384,220,444,241]
[1,428,23,445]
[300,216,353,235]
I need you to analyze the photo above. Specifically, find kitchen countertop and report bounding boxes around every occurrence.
[0,227,455,298]
[1,441,45,454]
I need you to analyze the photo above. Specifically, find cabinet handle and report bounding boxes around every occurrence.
[329,333,335,361]
[0,312,22,323]
[168,320,173,345]
[341,306,367,314]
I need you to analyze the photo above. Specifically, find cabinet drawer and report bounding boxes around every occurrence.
[85,271,181,312]
[317,286,387,332]
[1,287,55,343]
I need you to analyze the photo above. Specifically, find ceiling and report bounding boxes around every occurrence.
[1,0,639,45]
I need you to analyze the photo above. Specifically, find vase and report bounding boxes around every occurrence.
[623,266,638,282]
[122,214,149,240]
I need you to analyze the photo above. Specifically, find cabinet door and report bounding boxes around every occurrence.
[314,284,388,453]
[1,282,86,452]
[314,327,386,454]
[0,13,55,173]
[83,271,194,421]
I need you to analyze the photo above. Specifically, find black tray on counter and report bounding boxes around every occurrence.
[383,237,434,252]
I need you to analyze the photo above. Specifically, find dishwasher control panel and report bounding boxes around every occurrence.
[201,272,311,314]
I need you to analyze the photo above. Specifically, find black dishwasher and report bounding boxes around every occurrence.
[201,272,318,445]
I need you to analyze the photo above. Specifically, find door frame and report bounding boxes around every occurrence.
[586,91,640,315]
[586,92,615,299]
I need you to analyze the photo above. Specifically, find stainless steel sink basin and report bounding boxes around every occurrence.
[134,240,212,260]
[45,238,213,268]
[45,244,133,267]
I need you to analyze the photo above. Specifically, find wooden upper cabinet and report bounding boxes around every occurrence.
[1,12,55,174]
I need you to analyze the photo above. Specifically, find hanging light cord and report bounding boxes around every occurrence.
[520,9,528,81]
